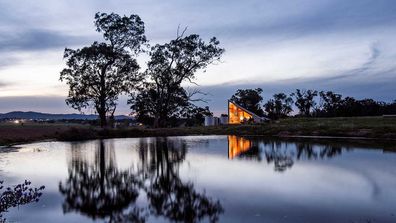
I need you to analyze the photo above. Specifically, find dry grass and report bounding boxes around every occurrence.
[1,116,396,146]
[0,123,89,145]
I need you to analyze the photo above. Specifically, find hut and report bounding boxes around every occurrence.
[228,100,267,124]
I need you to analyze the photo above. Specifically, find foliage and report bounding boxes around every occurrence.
[59,141,145,222]
[130,83,190,126]
[314,92,396,117]
[94,12,147,53]
[0,180,45,222]
[264,93,293,119]
[315,91,343,117]
[182,105,213,127]
[130,30,224,127]
[230,88,265,116]
[60,12,147,127]
[59,139,224,223]
[140,138,224,223]
[291,89,318,116]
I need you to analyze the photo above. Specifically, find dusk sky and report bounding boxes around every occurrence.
[1,0,396,115]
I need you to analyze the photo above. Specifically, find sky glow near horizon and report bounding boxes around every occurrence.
[0,0,396,114]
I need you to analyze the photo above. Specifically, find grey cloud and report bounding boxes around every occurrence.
[0,81,8,87]
[0,55,18,70]
[353,43,381,73]
[0,96,72,113]
[0,95,132,115]
[193,0,396,41]
[312,43,384,83]
[0,29,92,52]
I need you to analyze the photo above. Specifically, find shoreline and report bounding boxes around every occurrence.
[2,132,396,153]
[1,116,396,146]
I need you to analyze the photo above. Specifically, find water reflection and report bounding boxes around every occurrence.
[228,136,346,172]
[228,136,251,159]
[2,136,396,222]
[59,139,223,222]
[139,138,223,223]
[59,141,144,222]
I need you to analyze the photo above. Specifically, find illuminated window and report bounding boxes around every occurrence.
[228,101,254,124]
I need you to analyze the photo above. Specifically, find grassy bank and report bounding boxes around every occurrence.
[0,123,89,145]
[1,116,396,146]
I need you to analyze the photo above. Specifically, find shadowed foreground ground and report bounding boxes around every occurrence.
[1,116,395,146]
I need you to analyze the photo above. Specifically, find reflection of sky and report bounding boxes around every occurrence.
[1,1,396,114]
[0,136,395,222]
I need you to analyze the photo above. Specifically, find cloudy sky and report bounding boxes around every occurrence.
[0,0,396,115]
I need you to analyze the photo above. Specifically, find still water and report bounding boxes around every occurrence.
[0,136,395,223]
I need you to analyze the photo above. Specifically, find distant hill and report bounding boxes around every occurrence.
[0,111,132,120]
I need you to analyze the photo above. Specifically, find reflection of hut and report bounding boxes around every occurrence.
[228,100,266,124]
[228,136,252,159]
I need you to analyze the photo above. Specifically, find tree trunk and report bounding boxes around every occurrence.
[99,110,107,128]
[97,95,107,128]
[99,140,105,195]
[99,69,107,128]
[153,116,160,128]
[153,114,167,128]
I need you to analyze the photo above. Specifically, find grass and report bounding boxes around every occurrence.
[0,123,89,145]
[1,116,396,146]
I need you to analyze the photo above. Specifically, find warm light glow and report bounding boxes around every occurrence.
[228,136,252,159]
[14,120,20,124]
[228,101,253,124]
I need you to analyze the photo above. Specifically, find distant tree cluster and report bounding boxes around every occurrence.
[230,88,396,119]
[314,91,396,117]
[61,13,224,128]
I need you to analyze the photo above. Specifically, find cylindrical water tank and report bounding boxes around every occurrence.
[219,116,228,125]
[204,116,215,126]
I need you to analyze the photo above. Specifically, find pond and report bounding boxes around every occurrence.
[0,136,395,223]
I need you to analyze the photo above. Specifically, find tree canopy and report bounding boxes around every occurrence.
[60,12,147,127]
[94,12,147,53]
[230,88,265,116]
[291,89,318,117]
[130,31,224,127]
[264,93,293,119]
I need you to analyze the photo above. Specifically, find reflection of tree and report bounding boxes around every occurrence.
[59,140,145,222]
[147,176,223,223]
[230,136,345,172]
[0,180,45,223]
[139,138,224,223]
[60,138,224,222]
[266,140,344,172]
[319,145,342,158]
[264,149,294,172]
[238,145,261,161]
[296,142,342,160]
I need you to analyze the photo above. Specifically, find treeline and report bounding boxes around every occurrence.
[60,12,223,128]
[230,88,396,119]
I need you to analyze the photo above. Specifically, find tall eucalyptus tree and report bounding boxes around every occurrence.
[130,29,224,127]
[60,13,147,127]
